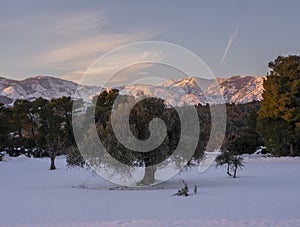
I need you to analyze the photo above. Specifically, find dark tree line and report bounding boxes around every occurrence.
[0,89,278,175]
[223,101,264,154]
[0,97,75,169]
[0,92,264,173]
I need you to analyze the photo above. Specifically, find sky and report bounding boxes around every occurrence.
[0,0,300,85]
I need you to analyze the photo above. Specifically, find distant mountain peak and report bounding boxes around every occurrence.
[0,75,265,106]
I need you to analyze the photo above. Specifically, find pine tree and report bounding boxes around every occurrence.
[257,55,300,156]
[0,103,12,150]
[38,97,72,170]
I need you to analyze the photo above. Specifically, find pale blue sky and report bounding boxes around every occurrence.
[0,0,299,83]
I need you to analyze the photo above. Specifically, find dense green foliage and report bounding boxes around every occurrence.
[257,55,300,156]
[0,97,75,169]
[223,101,263,154]
[84,90,197,185]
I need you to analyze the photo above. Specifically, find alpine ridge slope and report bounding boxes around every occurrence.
[0,75,265,106]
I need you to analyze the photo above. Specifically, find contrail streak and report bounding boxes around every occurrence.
[218,23,240,67]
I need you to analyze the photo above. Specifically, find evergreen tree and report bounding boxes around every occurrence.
[82,90,195,185]
[0,103,12,150]
[38,97,72,169]
[102,94,181,185]
[227,110,264,154]
[257,55,300,156]
[11,99,33,146]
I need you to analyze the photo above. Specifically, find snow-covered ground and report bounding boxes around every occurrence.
[1,156,300,227]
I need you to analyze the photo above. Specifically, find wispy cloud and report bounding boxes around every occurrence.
[1,11,161,81]
[218,23,240,67]
[32,12,161,82]
[0,11,107,40]
[48,11,107,36]
[37,31,156,66]
[62,49,164,86]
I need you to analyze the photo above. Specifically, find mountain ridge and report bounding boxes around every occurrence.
[0,75,265,106]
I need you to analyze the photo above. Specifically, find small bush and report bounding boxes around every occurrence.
[174,180,189,196]
[216,150,245,178]
[66,146,85,167]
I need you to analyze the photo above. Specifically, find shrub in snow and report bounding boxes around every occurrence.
[216,151,245,178]
[231,156,245,178]
[175,180,189,196]
[194,185,198,194]
[32,148,49,158]
[216,151,233,177]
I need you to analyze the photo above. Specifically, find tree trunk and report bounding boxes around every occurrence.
[30,115,35,138]
[290,142,295,156]
[227,164,232,176]
[140,165,156,185]
[18,128,23,138]
[233,166,237,178]
[31,126,35,138]
[50,152,56,170]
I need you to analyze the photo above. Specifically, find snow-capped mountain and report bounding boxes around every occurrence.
[0,76,100,105]
[0,75,265,106]
[213,76,264,104]
[119,76,264,106]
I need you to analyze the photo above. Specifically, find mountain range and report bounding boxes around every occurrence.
[0,75,265,106]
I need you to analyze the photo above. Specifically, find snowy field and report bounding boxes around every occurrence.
[1,156,300,227]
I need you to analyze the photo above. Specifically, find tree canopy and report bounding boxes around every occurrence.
[257,55,300,156]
